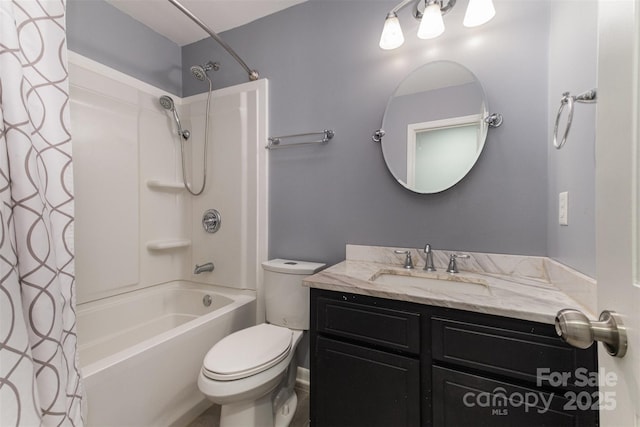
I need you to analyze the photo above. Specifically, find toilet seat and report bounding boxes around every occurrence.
[203,323,293,381]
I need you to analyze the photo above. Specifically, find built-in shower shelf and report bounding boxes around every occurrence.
[146,180,185,192]
[146,239,191,251]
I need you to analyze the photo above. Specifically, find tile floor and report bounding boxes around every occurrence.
[187,388,309,427]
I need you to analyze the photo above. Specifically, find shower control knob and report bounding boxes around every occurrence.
[202,209,222,233]
[555,309,627,357]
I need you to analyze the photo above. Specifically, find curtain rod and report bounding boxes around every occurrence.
[167,0,259,82]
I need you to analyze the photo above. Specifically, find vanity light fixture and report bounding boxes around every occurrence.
[379,0,496,50]
[463,0,496,27]
[417,2,445,39]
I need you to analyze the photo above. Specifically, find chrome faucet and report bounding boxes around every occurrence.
[423,244,436,271]
[446,254,470,274]
[394,250,414,269]
[194,262,215,274]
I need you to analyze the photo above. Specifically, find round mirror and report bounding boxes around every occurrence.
[381,61,489,193]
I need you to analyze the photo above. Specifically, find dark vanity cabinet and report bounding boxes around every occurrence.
[311,292,421,427]
[310,288,599,427]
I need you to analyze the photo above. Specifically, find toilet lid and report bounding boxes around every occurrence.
[203,323,293,381]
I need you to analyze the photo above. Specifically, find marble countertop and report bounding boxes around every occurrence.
[304,245,597,325]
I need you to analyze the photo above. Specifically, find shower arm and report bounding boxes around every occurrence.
[168,0,259,81]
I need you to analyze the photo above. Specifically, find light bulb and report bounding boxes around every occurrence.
[463,0,496,27]
[417,3,445,40]
[379,13,404,50]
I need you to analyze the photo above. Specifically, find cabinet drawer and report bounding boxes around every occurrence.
[432,366,597,426]
[431,317,594,389]
[316,296,420,354]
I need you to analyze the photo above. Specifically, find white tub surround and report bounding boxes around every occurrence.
[78,282,256,427]
[69,52,269,309]
[304,244,596,325]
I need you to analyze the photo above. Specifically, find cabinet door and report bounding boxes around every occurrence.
[432,366,598,427]
[314,336,420,427]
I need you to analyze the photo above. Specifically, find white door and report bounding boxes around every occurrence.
[595,0,640,425]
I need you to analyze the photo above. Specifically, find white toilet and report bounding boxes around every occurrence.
[198,259,325,427]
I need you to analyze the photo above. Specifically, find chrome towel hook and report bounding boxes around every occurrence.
[553,89,597,149]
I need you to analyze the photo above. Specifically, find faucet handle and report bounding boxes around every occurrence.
[394,250,414,269]
[446,254,470,273]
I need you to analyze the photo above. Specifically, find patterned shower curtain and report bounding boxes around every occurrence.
[0,0,84,426]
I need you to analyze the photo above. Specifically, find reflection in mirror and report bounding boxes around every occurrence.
[380,61,489,193]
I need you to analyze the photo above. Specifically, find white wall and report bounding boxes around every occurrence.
[70,53,268,306]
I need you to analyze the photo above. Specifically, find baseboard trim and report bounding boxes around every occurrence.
[296,367,309,392]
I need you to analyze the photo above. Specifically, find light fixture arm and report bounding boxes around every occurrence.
[387,0,457,17]
[387,0,416,16]
[413,0,457,20]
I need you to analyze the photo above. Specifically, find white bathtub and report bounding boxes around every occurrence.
[77,281,256,427]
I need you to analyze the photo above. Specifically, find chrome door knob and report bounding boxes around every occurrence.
[555,309,627,358]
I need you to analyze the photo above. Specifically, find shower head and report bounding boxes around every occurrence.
[159,95,175,111]
[190,61,219,81]
[190,65,207,81]
[159,95,189,140]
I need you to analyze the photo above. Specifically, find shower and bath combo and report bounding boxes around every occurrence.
[159,61,218,196]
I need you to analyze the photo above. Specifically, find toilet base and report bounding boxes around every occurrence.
[274,390,297,427]
[218,389,298,427]
[220,392,272,427]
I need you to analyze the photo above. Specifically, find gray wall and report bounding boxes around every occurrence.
[64,0,598,372]
[183,0,551,267]
[546,2,597,277]
[66,0,182,96]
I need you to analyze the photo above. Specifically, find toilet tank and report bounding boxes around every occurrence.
[262,259,325,330]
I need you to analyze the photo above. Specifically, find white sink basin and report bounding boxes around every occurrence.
[371,271,491,296]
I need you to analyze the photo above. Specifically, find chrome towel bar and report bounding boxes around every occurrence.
[266,129,335,150]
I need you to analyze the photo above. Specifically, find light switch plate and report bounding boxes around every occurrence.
[559,191,568,226]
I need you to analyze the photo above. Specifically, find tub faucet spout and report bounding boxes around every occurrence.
[194,262,214,274]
